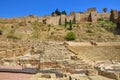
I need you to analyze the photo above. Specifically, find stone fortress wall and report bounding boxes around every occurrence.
[40,8,111,25]
[0,8,119,26]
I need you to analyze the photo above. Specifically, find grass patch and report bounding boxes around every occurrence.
[99,20,116,32]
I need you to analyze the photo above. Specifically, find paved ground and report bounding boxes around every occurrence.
[0,65,22,69]
[0,72,33,80]
[0,66,38,74]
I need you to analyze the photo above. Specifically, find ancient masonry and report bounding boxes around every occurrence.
[0,8,119,26]
[40,8,111,25]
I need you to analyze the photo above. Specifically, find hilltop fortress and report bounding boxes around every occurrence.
[0,8,119,26]
[43,8,111,25]
[41,8,120,25]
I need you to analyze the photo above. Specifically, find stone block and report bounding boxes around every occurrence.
[74,13,81,24]
[59,15,67,25]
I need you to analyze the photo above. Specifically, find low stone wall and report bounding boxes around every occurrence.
[98,69,119,80]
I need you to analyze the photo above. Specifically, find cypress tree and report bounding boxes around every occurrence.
[55,9,61,16]
[110,9,114,22]
[65,18,67,28]
[61,10,67,15]
[69,20,72,30]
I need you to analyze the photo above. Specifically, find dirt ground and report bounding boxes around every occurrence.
[68,42,120,63]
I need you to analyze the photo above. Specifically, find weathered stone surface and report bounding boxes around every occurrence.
[89,12,98,22]
[39,8,113,25]
[86,8,97,13]
[74,13,81,24]
[0,8,117,26]
[70,11,75,16]
[80,13,89,22]
[59,15,67,25]
[113,10,119,20]
[46,16,60,25]
[67,15,74,23]
[98,69,120,80]
[97,13,111,20]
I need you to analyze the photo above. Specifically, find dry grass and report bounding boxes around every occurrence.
[0,21,120,41]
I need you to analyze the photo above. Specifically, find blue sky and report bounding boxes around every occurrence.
[0,0,120,18]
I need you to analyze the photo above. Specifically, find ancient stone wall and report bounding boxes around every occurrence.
[74,13,81,24]
[38,16,51,24]
[40,8,112,25]
[0,8,116,26]
[79,13,90,22]
[112,10,119,20]
[97,13,110,20]
[86,8,97,14]
[0,18,21,24]
[21,16,39,23]
[37,17,44,23]
[67,15,74,23]
[89,12,98,22]
[59,15,67,25]
[46,16,60,25]
[70,11,76,16]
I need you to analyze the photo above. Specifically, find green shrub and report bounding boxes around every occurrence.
[0,30,3,35]
[86,29,94,33]
[65,32,76,41]
[48,24,51,27]
[99,20,116,32]
[51,32,54,35]
[98,18,104,21]
[68,20,73,30]
[7,35,19,39]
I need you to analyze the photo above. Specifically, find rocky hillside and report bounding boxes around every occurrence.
[0,18,120,42]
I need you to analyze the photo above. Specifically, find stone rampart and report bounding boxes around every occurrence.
[74,13,81,24]
[46,16,60,25]
[59,15,67,25]
[97,13,110,20]
[40,8,113,25]
[0,8,116,26]
[80,13,90,22]
[89,12,98,22]
[113,10,119,20]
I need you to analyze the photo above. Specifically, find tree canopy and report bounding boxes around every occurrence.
[51,9,67,16]
[103,8,107,13]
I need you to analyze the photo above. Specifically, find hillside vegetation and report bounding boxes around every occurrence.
[0,19,120,42]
